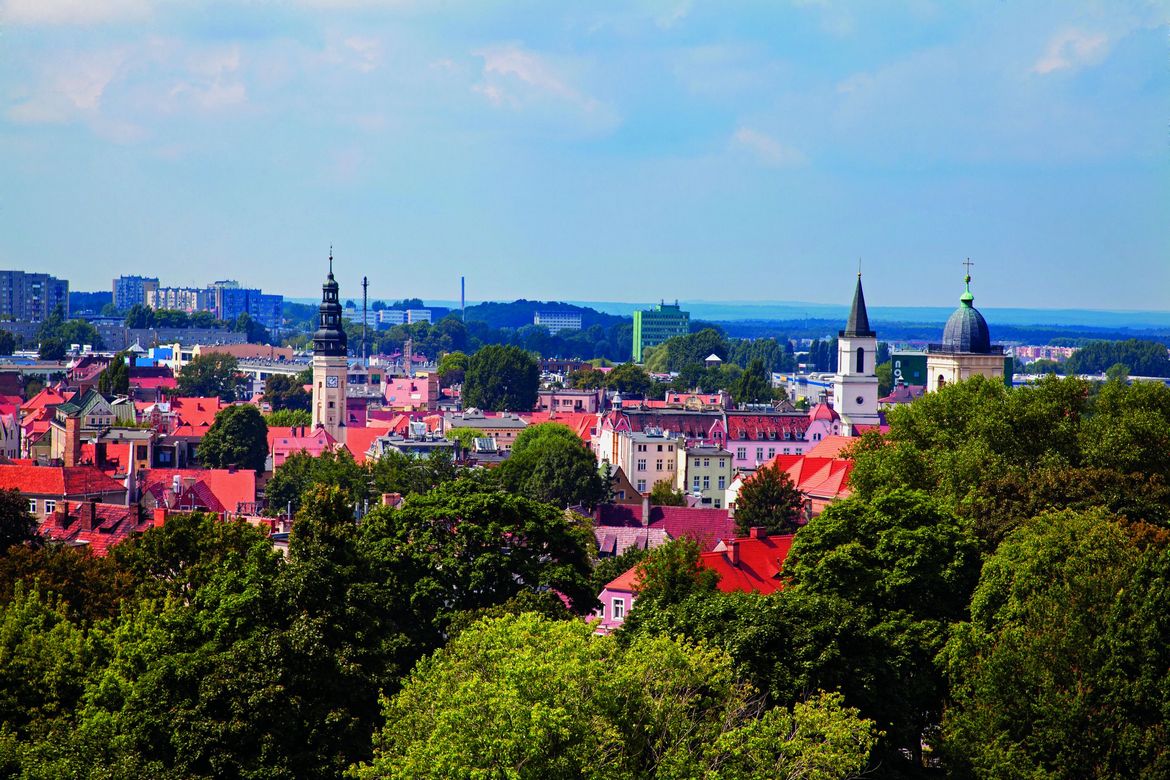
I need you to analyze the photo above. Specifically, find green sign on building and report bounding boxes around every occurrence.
[633,302,690,363]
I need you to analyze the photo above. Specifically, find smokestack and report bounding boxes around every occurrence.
[726,539,739,566]
[81,501,97,532]
[404,338,413,378]
[461,276,465,321]
[64,413,82,468]
[641,495,650,527]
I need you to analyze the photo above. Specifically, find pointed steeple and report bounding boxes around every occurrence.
[840,273,876,338]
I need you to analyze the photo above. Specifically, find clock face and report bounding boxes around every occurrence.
[855,395,865,405]
[326,375,340,388]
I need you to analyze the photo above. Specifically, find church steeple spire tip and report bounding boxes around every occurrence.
[841,271,876,338]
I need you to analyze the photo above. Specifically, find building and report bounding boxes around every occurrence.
[112,276,159,311]
[405,308,432,324]
[0,270,69,322]
[632,301,690,363]
[147,286,212,313]
[311,253,349,444]
[535,388,602,414]
[676,445,733,508]
[383,374,440,412]
[533,310,582,334]
[832,274,882,435]
[377,309,407,326]
[595,429,681,495]
[213,284,284,332]
[926,270,1007,391]
[0,464,128,520]
[444,410,528,452]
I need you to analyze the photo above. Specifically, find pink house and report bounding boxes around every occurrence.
[384,374,439,412]
[267,425,337,468]
[724,411,813,469]
[535,388,602,414]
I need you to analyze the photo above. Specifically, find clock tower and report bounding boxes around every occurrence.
[312,250,348,444]
[832,273,882,435]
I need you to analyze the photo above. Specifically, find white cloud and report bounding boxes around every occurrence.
[6,49,127,123]
[0,0,150,25]
[168,45,248,111]
[731,127,805,167]
[473,43,604,115]
[1033,29,1110,75]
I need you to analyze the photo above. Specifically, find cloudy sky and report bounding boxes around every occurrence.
[1,1,1167,310]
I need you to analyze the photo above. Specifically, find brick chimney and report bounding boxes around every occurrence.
[749,526,764,539]
[153,506,167,528]
[726,539,740,566]
[641,495,651,527]
[64,413,82,468]
[80,501,97,532]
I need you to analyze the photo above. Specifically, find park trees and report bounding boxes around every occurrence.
[97,353,130,396]
[177,353,245,401]
[733,462,804,535]
[262,374,310,412]
[730,358,773,404]
[462,344,538,411]
[497,423,606,509]
[197,404,268,472]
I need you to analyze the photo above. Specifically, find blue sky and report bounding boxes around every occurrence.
[1,1,1167,310]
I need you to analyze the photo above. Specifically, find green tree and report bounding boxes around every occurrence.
[233,312,271,344]
[435,351,468,386]
[444,427,480,450]
[177,352,244,401]
[37,338,66,361]
[604,361,654,396]
[943,510,1170,778]
[0,489,40,553]
[354,613,878,780]
[498,423,606,509]
[733,462,803,535]
[782,489,982,770]
[462,344,538,411]
[197,404,268,472]
[263,374,311,412]
[566,366,606,389]
[730,358,773,404]
[875,360,893,397]
[265,408,312,427]
[97,353,130,396]
[0,331,16,356]
[124,304,154,329]
[649,478,686,506]
[266,449,369,516]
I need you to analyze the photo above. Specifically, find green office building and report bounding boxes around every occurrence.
[633,301,690,363]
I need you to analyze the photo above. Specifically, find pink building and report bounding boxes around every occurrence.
[383,374,439,412]
[267,425,337,468]
[535,388,602,414]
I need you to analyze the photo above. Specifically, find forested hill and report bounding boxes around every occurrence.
[463,300,626,330]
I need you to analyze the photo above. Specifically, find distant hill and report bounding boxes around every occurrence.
[462,300,625,330]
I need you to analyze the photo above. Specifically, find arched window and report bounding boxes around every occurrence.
[856,347,865,373]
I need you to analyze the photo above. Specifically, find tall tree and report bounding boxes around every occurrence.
[262,374,310,412]
[97,353,130,396]
[177,353,244,401]
[605,361,654,396]
[197,404,268,472]
[498,424,605,509]
[733,463,803,535]
[730,358,773,404]
[0,489,40,554]
[462,344,539,411]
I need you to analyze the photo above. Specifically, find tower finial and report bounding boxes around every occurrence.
[960,258,975,305]
[857,256,862,277]
[963,257,974,286]
[329,245,333,275]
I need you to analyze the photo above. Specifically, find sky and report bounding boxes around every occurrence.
[1,0,1168,311]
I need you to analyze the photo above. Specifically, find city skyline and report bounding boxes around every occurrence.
[2,1,1167,310]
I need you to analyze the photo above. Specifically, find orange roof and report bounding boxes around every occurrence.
[518,412,598,443]
[604,565,642,593]
[702,533,794,594]
[755,453,854,500]
[0,464,126,496]
[40,501,150,555]
[168,397,226,428]
[343,426,383,464]
[805,435,855,459]
[22,387,72,415]
[140,468,256,514]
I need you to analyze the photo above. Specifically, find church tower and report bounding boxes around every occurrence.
[926,264,1006,392]
[312,250,348,444]
[833,273,882,435]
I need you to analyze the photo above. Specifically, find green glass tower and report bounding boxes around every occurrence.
[632,301,690,363]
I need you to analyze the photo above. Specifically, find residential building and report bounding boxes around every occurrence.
[595,429,680,495]
[0,270,69,322]
[676,445,733,508]
[445,410,528,452]
[926,271,1007,391]
[384,374,440,412]
[0,464,128,520]
[535,388,602,414]
[632,301,690,363]
[832,274,882,435]
[147,286,213,313]
[533,310,582,334]
[213,283,283,331]
[593,501,736,552]
[726,446,855,518]
[724,410,813,468]
[41,501,157,555]
[378,309,407,326]
[267,425,337,469]
[405,308,432,324]
[112,276,159,311]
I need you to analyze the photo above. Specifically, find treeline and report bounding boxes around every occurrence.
[722,318,1170,345]
[123,304,272,343]
[1066,338,1170,376]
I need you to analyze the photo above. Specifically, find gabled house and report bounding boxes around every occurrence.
[0,464,129,520]
[41,501,159,555]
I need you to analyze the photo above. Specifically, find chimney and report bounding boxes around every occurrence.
[153,506,167,528]
[641,495,651,527]
[381,492,403,508]
[749,526,764,539]
[64,413,82,468]
[726,539,740,566]
[80,501,97,532]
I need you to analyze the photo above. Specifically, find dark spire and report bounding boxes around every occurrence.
[313,250,347,357]
[840,273,876,338]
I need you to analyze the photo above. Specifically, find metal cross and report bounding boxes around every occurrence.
[963,257,974,277]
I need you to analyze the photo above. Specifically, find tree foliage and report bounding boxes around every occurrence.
[97,353,130,396]
[462,344,538,411]
[177,353,245,401]
[197,404,268,472]
[649,478,686,506]
[263,373,310,412]
[0,489,40,554]
[734,462,804,536]
[730,358,774,404]
[1067,338,1170,377]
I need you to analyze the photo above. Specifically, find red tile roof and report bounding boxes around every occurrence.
[140,468,256,514]
[40,501,151,555]
[595,504,735,551]
[22,387,71,415]
[517,412,598,443]
[809,403,840,422]
[343,426,384,464]
[702,533,795,594]
[0,464,126,497]
[168,397,226,428]
[756,453,854,500]
[725,413,810,441]
[805,435,856,459]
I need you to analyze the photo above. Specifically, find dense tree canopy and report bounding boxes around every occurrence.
[498,424,606,509]
[197,404,268,472]
[1067,338,1170,376]
[733,462,804,535]
[177,353,245,401]
[263,373,310,412]
[462,344,539,411]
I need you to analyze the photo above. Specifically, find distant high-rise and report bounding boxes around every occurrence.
[534,310,583,334]
[113,275,159,311]
[0,270,69,322]
[632,301,690,363]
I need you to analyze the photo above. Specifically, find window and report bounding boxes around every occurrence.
[717,476,726,490]
[719,459,725,469]
[27,499,36,513]
[44,500,56,514]
[636,459,646,471]
[736,447,746,460]
[667,460,674,471]
[636,480,646,492]
[856,346,865,373]
[703,476,710,490]
[637,444,647,452]
[656,459,663,470]
[768,448,776,459]
[668,445,674,452]
[657,444,663,452]
[703,458,710,467]
[612,598,626,621]
[693,476,701,491]
[714,499,722,509]
[756,447,764,461]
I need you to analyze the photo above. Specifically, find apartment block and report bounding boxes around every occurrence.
[0,270,69,322]
[112,275,159,311]
[632,301,689,363]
